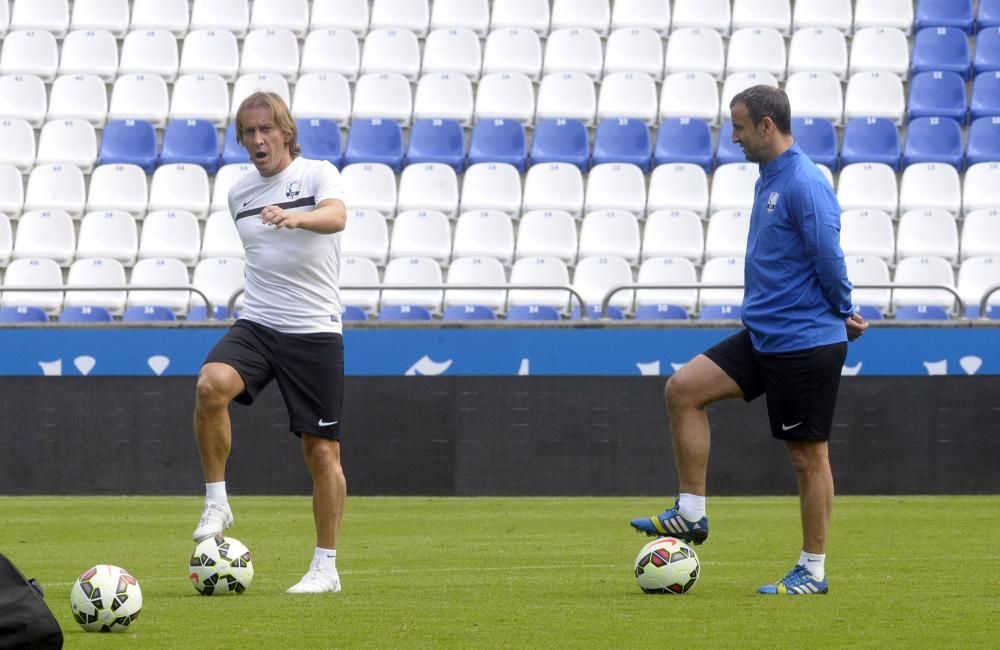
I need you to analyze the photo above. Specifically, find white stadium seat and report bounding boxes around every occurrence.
[413,74,474,126]
[292,73,352,124]
[604,27,663,80]
[659,72,720,124]
[397,163,460,217]
[210,163,254,214]
[444,256,507,313]
[896,210,959,264]
[24,164,85,217]
[452,210,515,266]
[311,0,370,36]
[2,257,64,314]
[130,0,189,37]
[64,258,127,315]
[339,256,380,313]
[958,256,1000,314]
[892,256,956,312]
[785,72,844,125]
[431,0,490,36]
[10,0,68,37]
[899,163,962,216]
[574,255,634,312]
[543,28,604,81]
[0,214,11,266]
[342,163,398,217]
[536,72,597,126]
[0,74,47,128]
[361,29,421,81]
[191,257,246,314]
[837,163,899,216]
[699,256,745,308]
[0,164,25,217]
[77,210,138,265]
[642,210,705,263]
[598,72,659,125]
[201,211,245,261]
[579,210,641,265]
[672,0,732,35]
[148,164,210,219]
[0,118,35,172]
[170,74,229,127]
[585,163,647,216]
[849,27,910,78]
[844,72,906,125]
[119,29,179,82]
[108,73,169,128]
[71,0,130,38]
[705,209,751,259]
[854,0,914,35]
[839,210,895,262]
[846,255,891,312]
[710,163,759,213]
[482,28,542,80]
[351,72,412,125]
[647,164,710,217]
[128,257,191,314]
[0,30,58,82]
[250,0,309,38]
[179,29,240,81]
[787,27,849,80]
[59,29,118,81]
[793,0,852,33]
[475,73,535,126]
[460,163,523,217]
[370,0,430,37]
[380,256,443,313]
[240,28,300,81]
[35,119,97,173]
[13,210,75,265]
[523,163,585,218]
[665,28,725,79]
[491,0,551,35]
[732,0,792,34]
[47,74,107,126]
[87,163,148,218]
[508,256,572,313]
[139,211,201,265]
[961,210,1000,260]
[230,73,290,119]
[389,210,452,264]
[190,0,250,37]
[301,29,361,81]
[0,2,7,38]
[516,210,578,264]
[421,28,482,80]
[551,0,611,35]
[341,209,389,266]
[964,164,1000,215]
[611,0,670,35]
[727,28,787,80]
[636,256,699,311]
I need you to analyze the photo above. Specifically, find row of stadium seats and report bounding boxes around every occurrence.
[1,0,995,40]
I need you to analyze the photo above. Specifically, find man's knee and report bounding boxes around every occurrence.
[665,371,702,410]
[786,441,829,474]
[304,437,342,473]
[196,364,242,408]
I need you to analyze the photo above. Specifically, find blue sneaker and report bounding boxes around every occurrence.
[629,501,709,544]
[757,564,829,595]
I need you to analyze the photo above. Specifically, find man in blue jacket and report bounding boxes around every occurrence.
[630,86,868,595]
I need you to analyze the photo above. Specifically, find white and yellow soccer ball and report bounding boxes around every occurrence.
[69,564,143,632]
[634,537,700,594]
[189,535,254,595]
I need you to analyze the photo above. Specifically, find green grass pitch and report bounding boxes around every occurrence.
[2,496,998,648]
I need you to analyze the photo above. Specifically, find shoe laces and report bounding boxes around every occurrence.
[782,565,815,587]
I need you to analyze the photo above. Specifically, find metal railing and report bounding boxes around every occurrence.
[978,283,1000,317]
[0,285,216,319]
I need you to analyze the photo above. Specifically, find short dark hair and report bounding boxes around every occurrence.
[730,85,792,135]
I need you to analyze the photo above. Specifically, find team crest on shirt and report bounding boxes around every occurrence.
[766,191,780,213]
[285,180,302,199]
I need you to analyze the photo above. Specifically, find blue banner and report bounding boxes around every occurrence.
[0,326,998,376]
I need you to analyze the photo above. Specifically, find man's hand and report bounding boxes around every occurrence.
[846,312,868,342]
[260,205,301,230]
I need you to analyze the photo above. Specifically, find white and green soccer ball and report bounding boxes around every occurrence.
[69,564,143,632]
[634,537,700,594]
[189,535,254,595]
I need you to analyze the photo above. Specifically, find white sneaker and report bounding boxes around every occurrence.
[192,502,233,542]
[286,569,341,594]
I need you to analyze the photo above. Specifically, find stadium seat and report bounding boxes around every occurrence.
[838,163,899,216]
[413,73,474,126]
[0,30,58,82]
[191,256,246,317]
[791,118,838,169]
[13,209,74,265]
[201,210,244,260]
[784,72,844,125]
[474,73,535,126]
[250,0,309,37]
[491,0,550,34]
[109,74,169,128]
[715,121,746,167]
[377,304,433,321]
[352,73,412,126]
[574,255,634,315]
[787,27,848,80]
[301,29,360,81]
[659,72,720,125]
[63,258,126,316]
[291,73,351,125]
[71,0,129,36]
[965,117,1000,167]
[0,164,24,217]
[912,27,971,80]
[190,0,249,37]
[396,163,459,217]
[961,210,1000,260]
[908,71,967,123]
[0,213,10,266]
[793,0,852,32]
[371,0,430,35]
[840,118,901,170]
[634,304,690,320]
[915,0,973,33]
[854,0,914,33]
[405,119,465,173]
[461,163,522,216]
[850,27,910,78]
[709,163,759,213]
[591,119,651,171]
[665,28,725,79]
[339,256,380,314]
[642,210,704,263]
[543,28,603,80]
[119,29,178,82]
[719,72,780,124]
[295,118,343,168]
[653,119,714,172]
[635,256,698,313]
[422,28,482,80]
[604,27,663,80]
[530,119,588,170]
[611,0,670,34]
[122,305,177,321]
[536,73,597,127]
[342,163,398,217]
[727,28,787,80]
[899,163,962,216]
[361,28,420,81]
[229,73,290,120]
[220,123,250,166]
[597,72,658,125]
[902,117,964,169]
[59,29,118,81]
[179,29,239,81]
[24,164,85,217]
[139,210,201,266]
[964,163,1000,214]
[552,0,610,33]
[579,210,640,265]
[443,256,507,314]
[380,256,443,314]
[523,163,585,218]
[0,306,47,322]
[311,0,369,34]
[705,209,750,260]
[339,305,369,322]
[432,0,489,35]
[468,119,527,173]
[840,209,895,262]
[647,164,709,217]
[0,118,34,172]
[515,210,578,264]
[980,0,1000,30]
[958,256,1000,317]
[131,0,189,36]
[0,74,47,128]
[159,119,219,174]
[97,120,156,173]
[76,210,137,265]
[442,304,498,321]
[585,163,647,216]
[341,209,389,266]
[47,73,107,127]
[974,27,1000,76]
[482,28,542,80]
[699,256,745,312]
[844,72,906,125]
[388,210,451,264]
[892,255,956,312]
[343,119,404,172]
[1,257,63,314]
[732,0,791,33]
[672,0,731,34]
[170,74,229,127]
[452,210,515,265]
[126,257,191,315]
[893,304,950,320]
[506,304,561,320]
[148,164,210,219]
[897,209,959,263]
[240,28,299,81]
[507,256,572,314]
[86,164,148,218]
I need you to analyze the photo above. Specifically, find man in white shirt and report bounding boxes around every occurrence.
[191,92,348,594]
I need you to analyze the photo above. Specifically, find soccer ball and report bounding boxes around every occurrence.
[69,565,142,632]
[189,535,254,595]
[634,537,700,594]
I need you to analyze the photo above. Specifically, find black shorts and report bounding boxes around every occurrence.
[204,319,344,440]
[703,329,847,441]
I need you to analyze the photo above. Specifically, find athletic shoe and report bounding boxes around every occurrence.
[629,501,709,544]
[192,501,233,542]
[757,564,829,595]
[287,569,342,594]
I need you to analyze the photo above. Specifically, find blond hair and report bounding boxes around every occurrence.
[234,92,301,157]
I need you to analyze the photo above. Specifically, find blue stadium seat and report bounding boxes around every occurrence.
[634,304,691,320]
[902,116,964,168]
[908,71,968,123]
[187,305,229,320]
[297,118,343,167]
[378,305,433,321]
[506,305,561,321]
[966,304,1000,318]
[840,118,901,170]
[974,27,1000,75]
[894,305,951,320]
[406,118,465,173]
[652,118,713,172]
[159,119,220,174]
[341,306,369,321]
[715,121,746,166]
[699,305,741,320]
[467,119,527,172]
[442,305,498,321]
[791,118,838,169]
[911,27,971,79]
[970,72,1000,119]
[916,0,974,33]
[965,116,1000,166]
[343,119,405,172]
[221,122,250,166]
[529,119,590,171]
[0,306,48,322]
[855,305,885,321]
[591,118,652,172]
[570,305,625,320]
[980,0,1000,30]
[123,306,176,321]
[98,119,158,173]
[59,306,113,322]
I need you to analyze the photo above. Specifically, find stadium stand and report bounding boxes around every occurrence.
[840,118,901,170]
[908,71,967,122]
[443,256,507,315]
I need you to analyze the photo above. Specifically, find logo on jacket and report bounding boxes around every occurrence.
[766,191,780,213]
[285,180,302,199]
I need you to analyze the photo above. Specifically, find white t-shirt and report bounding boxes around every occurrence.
[227,156,347,334]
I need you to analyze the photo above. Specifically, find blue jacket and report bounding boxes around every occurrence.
[742,144,854,353]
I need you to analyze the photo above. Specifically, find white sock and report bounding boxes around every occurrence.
[205,481,228,507]
[799,551,826,580]
[677,493,706,521]
[312,547,337,574]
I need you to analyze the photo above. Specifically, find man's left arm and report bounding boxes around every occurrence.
[259,198,347,233]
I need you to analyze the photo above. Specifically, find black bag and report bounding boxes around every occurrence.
[0,554,63,649]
